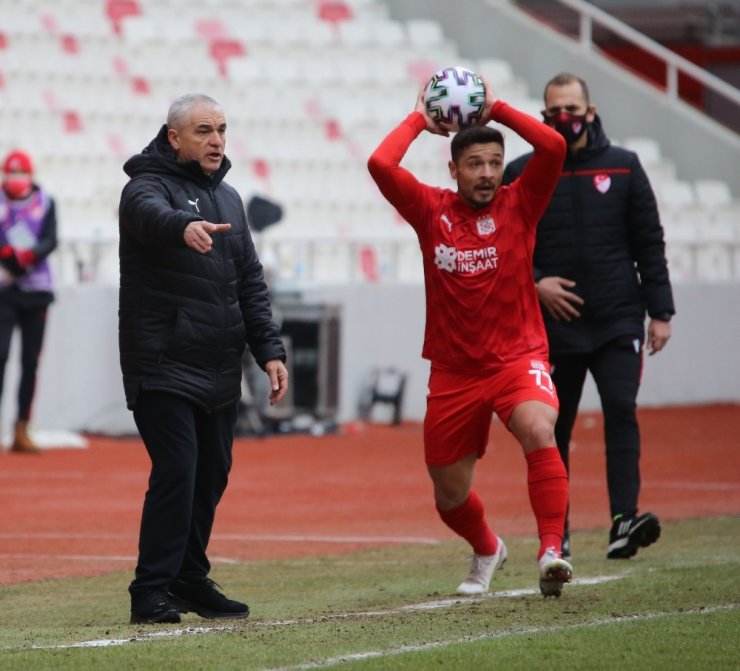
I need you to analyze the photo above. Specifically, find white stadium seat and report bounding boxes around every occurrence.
[655,180,697,208]
[623,136,662,164]
[694,179,733,208]
[0,0,735,288]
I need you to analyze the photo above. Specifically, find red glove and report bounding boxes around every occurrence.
[0,245,14,260]
[15,249,36,269]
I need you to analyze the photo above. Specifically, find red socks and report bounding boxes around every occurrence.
[526,447,569,559]
[436,449,568,560]
[437,490,499,556]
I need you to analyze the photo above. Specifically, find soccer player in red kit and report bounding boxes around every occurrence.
[367,81,573,597]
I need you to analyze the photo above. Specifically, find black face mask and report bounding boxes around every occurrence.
[543,111,589,145]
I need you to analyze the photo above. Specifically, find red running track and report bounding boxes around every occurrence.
[0,404,738,585]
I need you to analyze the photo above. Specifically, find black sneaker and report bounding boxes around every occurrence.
[561,531,572,561]
[130,590,181,625]
[168,578,250,619]
[607,512,661,559]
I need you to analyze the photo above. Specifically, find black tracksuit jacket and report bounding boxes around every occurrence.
[118,125,285,411]
[502,116,675,355]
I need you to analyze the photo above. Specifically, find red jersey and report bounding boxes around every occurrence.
[368,101,565,372]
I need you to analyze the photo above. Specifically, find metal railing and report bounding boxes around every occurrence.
[552,0,740,118]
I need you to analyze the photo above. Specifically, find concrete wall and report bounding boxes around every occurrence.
[302,283,740,422]
[385,0,740,192]
[2,282,737,436]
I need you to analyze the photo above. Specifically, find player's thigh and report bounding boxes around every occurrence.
[493,358,559,429]
[424,368,492,467]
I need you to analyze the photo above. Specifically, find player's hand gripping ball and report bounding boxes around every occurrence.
[423,66,486,132]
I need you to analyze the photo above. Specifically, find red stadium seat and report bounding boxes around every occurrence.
[208,38,246,77]
[105,0,141,36]
[318,1,353,25]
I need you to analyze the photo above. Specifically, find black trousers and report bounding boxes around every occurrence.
[551,335,643,524]
[0,300,47,422]
[130,391,237,594]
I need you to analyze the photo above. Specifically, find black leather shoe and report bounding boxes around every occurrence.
[130,590,181,625]
[169,578,250,619]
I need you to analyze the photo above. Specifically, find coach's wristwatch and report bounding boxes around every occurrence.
[652,312,672,322]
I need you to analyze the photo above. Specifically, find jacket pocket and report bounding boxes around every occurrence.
[164,307,220,366]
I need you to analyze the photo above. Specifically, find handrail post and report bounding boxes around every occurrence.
[666,63,678,100]
[579,12,592,52]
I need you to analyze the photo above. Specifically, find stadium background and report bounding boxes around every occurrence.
[0,0,738,439]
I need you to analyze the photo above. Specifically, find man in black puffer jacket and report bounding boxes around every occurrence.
[503,73,674,562]
[119,93,288,625]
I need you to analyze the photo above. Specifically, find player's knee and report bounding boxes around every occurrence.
[517,416,556,451]
[432,479,470,511]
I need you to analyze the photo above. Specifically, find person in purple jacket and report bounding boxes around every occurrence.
[0,150,57,454]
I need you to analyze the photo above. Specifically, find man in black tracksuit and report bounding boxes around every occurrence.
[119,93,288,624]
[502,73,674,561]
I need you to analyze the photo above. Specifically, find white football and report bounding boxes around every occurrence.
[423,66,486,132]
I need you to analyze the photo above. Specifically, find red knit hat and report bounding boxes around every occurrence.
[3,150,33,175]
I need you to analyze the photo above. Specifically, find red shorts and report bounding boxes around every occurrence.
[423,359,559,467]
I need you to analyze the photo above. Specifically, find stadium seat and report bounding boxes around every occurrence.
[661,206,702,244]
[665,244,695,283]
[623,136,662,165]
[694,179,733,208]
[476,58,530,101]
[642,159,677,186]
[317,0,354,26]
[406,17,445,45]
[695,244,734,282]
[711,204,740,249]
[1,0,734,289]
[105,0,141,35]
[476,57,515,86]
[655,180,697,208]
[373,20,406,48]
[698,213,735,243]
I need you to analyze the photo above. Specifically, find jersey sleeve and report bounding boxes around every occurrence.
[367,112,436,231]
[491,101,566,222]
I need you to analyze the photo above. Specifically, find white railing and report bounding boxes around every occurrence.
[554,0,740,115]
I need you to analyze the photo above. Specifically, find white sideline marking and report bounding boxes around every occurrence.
[265,604,738,671]
[253,575,625,625]
[28,575,625,650]
[214,533,442,544]
[32,625,235,649]
[0,554,136,562]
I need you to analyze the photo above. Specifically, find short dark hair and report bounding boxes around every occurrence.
[543,72,590,105]
[450,126,505,163]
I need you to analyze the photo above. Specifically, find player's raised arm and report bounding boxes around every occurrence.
[488,100,566,197]
[366,88,435,213]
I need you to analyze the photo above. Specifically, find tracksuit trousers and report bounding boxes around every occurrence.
[550,334,643,523]
[129,390,238,595]
[0,300,47,421]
